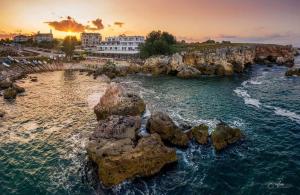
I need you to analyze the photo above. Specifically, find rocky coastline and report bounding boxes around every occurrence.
[142,44,297,78]
[87,83,244,187]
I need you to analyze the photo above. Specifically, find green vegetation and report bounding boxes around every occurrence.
[62,36,78,61]
[139,31,177,58]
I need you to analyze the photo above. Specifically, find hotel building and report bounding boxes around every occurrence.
[81,33,102,48]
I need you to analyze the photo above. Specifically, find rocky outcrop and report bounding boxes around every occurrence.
[143,55,170,75]
[146,112,189,147]
[211,122,244,151]
[255,45,295,67]
[87,86,177,187]
[89,133,177,187]
[191,124,209,145]
[285,68,300,76]
[94,83,146,120]
[143,44,295,78]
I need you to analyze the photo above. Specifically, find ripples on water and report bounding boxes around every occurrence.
[1,59,300,194]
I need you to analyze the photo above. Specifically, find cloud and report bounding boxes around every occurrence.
[46,17,104,32]
[46,16,85,32]
[114,22,124,28]
[86,18,104,31]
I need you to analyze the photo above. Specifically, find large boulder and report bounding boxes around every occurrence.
[94,83,146,120]
[285,68,300,76]
[211,122,244,151]
[87,115,141,159]
[191,124,209,145]
[177,66,201,78]
[87,115,177,187]
[3,87,17,99]
[143,56,170,75]
[146,112,189,147]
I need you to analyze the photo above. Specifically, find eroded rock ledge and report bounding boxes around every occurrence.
[87,83,245,187]
[143,45,296,78]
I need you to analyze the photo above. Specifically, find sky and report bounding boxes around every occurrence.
[0,0,299,46]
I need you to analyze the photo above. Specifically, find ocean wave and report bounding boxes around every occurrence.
[234,88,261,108]
[273,107,300,124]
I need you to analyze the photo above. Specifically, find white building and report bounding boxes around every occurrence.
[13,35,30,43]
[33,30,53,43]
[95,35,145,56]
[81,33,102,48]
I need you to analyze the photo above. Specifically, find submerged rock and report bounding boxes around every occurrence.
[3,87,17,99]
[87,115,177,187]
[211,122,244,151]
[191,124,209,145]
[94,83,146,120]
[285,68,300,76]
[146,112,189,147]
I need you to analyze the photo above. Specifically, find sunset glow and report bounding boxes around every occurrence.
[0,0,300,45]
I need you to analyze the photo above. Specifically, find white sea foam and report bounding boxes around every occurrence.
[249,80,262,85]
[273,107,300,124]
[234,88,261,108]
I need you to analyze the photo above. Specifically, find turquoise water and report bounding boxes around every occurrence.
[1,57,300,194]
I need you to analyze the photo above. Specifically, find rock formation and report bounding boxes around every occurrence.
[94,83,146,120]
[87,85,177,187]
[191,124,209,145]
[211,122,244,151]
[146,112,189,147]
[143,45,295,78]
[285,68,300,76]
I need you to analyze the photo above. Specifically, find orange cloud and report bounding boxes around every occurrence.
[114,22,124,28]
[46,16,85,32]
[91,18,104,30]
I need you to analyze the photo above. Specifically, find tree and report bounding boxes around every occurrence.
[139,30,177,58]
[62,36,77,61]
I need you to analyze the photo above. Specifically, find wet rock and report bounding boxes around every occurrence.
[94,83,145,120]
[285,68,300,76]
[3,87,17,99]
[146,112,189,147]
[211,122,244,151]
[177,66,201,78]
[191,124,209,145]
[87,115,177,187]
[0,79,12,89]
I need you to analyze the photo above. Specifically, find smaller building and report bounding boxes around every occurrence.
[33,30,53,43]
[13,35,30,43]
[81,33,102,48]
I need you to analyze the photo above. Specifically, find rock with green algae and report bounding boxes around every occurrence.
[146,111,189,147]
[211,122,244,151]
